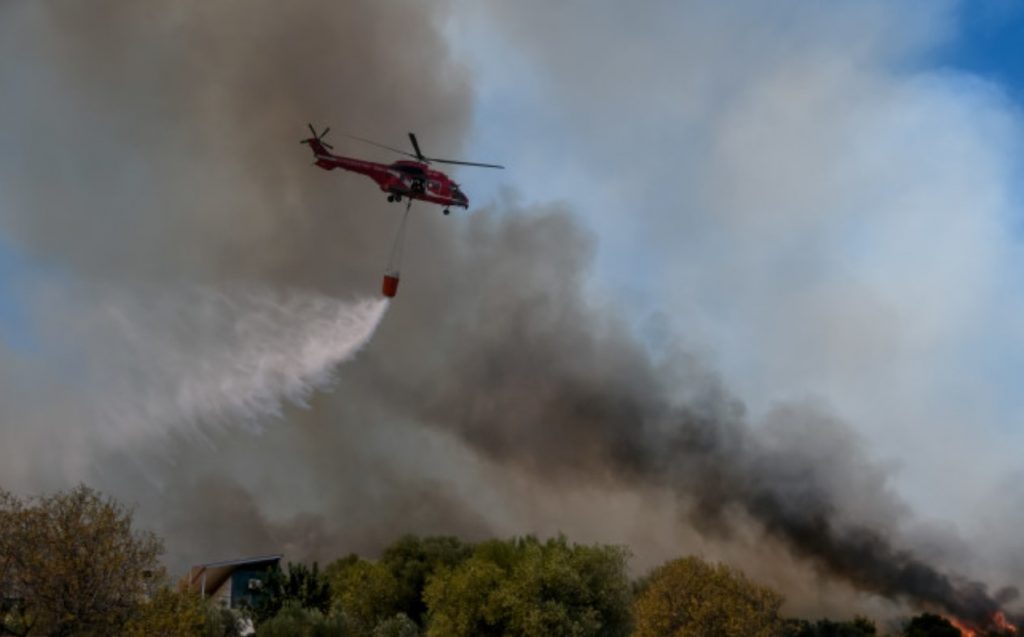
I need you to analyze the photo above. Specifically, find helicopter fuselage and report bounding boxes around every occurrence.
[305,139,469,209]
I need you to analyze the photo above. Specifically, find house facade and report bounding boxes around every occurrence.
[185,555,282,609]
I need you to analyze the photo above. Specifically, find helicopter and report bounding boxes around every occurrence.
[300,125,504,215]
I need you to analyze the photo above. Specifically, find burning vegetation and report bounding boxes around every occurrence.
[948,610,1019,637]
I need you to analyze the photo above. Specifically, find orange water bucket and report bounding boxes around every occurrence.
[382,273,400,298]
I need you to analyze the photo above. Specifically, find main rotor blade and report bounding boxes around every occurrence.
[307,123,318,138]
[408,133,425,161]
[320,126,331,138]
[342,133,420,159]
[429,158,505,169]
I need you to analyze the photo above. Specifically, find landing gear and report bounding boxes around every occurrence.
[388,194,401,203]
[443,208,450,216]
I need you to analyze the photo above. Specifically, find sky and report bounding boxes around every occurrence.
[449,0,1024,514]
[3,0,1024,626]
[940,1,1024,101]
[445,0,1024,610]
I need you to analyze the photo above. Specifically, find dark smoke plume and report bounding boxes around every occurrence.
[369,209,1017,629]
[0,1,1017,629]
[0,0,478,565]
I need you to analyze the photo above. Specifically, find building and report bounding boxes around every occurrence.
[185,555,282,610]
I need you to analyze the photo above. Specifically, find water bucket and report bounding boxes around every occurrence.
[382,273,400,298]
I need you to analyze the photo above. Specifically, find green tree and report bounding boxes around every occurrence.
[372,613,420,637]
[903,613,961,637]
[254,601,350,637]
[631,556,784,637]
[327,558,402,635]
[249,562,332,625]
[380,535,472,625]
[123,586,239,637]
[0,485,163,637]
[424,535,632,637]
[324,536,473,635]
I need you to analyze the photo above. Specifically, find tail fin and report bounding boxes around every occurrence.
[301,136,330,157]
[300,124,334,158]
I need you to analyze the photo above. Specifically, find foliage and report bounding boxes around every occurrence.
[122,586,240,637]
[784,616,878,636]
[372,613,420,637]
[423,535,632,637]
[325,536,472,635]
[631,555,784,637]
[249,562,332,625]
[380,535,472,625]
[902,613,961,637]
[0,485,163,637]
[327,557,403,635]
[205,605,245,637]
[2,486,981,637]
[253,601,350,637]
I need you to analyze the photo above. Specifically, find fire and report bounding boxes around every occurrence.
[947,611,1018,636]
[948,617,976,637]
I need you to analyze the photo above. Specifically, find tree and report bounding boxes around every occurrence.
[327,558,402,635]
[903,613,961,637]
[122,586,240,637]
[323,536,473,635]
[424,535,632,637]
[631,556,784,637]
[249,562,332,625]
[372,613,420,637]
[253,601,350,637]
[783,616,878,636]
[0,490,28,636]
[380,535,472,626]
[0,485,164,637]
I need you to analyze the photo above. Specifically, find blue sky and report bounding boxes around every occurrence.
[459,2,1024,208]
[940,1,1024,101]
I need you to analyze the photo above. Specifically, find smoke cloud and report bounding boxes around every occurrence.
[0,0,1020,630]
[384,209,1014,628]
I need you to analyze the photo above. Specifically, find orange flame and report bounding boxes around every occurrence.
[948,617,976,637]
[947,611,1018,636]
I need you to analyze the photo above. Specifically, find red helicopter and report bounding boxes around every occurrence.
[301,125,504,215]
